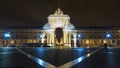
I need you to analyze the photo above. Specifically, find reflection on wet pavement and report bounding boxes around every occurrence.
[1,47,120,68]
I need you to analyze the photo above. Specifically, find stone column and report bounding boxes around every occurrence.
[52,31,55,44]
[47,32,50,45]
[41,33,45,43]
[64,31,67,46]
[68,33,71,47]
[114,40,118,48]
[49,32,51,45]
[73,32,77,47]
[63,30,70,47]
[50,31,54,46]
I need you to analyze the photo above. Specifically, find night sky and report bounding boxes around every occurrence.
[0,0,120,28]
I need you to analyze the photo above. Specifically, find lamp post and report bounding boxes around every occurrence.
[105,32,111,46]
[3,32,11,47]
[38,33,45,46]
[77,34,82,47]
[106,33,111,39]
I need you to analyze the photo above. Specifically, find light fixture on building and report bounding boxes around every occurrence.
[106,33,111,38]
[78,34,82,38]
[38,34,42,39]
[33,40,36,43]
[86,40,89,44]
[10,40,14,44]
[4,32,11,38]
[104,40,107,43]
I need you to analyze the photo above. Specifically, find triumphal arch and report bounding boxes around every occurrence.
[42,8,77,47]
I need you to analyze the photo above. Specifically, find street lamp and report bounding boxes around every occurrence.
[3,32,11,47]
[38,34,42,39]
[77,34,82,39]
[4,33,11,38]
[105,33,112,46]
[77,34,82,47]
[38,33,45,43]
[106,33,111,39]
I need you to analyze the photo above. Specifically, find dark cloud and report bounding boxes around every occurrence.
[0,0,120,27]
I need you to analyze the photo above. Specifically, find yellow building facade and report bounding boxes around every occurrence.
[0,8,120,47]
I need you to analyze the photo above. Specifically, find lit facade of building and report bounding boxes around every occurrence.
[0,8,120,47]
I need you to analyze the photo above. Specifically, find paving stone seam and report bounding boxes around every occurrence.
[102,52,120,54]
[15,47,57,68]
[0,52,13,54]
[58,48,101,68]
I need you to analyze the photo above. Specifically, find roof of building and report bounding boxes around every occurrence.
[0,26,120,30]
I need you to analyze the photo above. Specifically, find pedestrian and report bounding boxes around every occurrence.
[104,43,108,49]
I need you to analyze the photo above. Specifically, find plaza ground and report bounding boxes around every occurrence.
[0,47,120,68]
